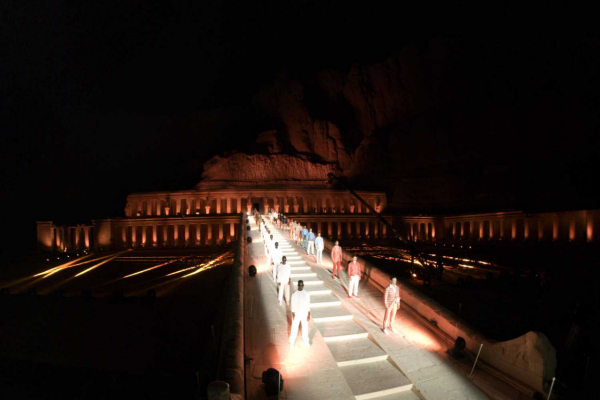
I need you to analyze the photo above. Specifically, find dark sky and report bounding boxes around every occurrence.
[1,3,598,251]
[1,1,428,251]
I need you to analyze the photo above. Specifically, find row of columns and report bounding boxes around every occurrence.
[128,194,385,217]
[50,225,91,252]
[269,196,383,214]
[404,210,597,243]
[129,197,245,217]
[118,222,238,247]
[292,219,389,240]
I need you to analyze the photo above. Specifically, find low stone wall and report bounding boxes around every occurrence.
[323,239,556,394]
[216,214,246,400]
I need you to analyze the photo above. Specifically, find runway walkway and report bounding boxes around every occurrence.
[244,216,490,399]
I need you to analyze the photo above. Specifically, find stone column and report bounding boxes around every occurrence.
[337,222,342,238]
[569,218,576,241]
[207,223,212,244]
[132,226,137,247]
[227,198,231,214]
[152,225,157,246]
[326,221,331,237]
[479,220,484,239]
[382,223,387,238]
[185,223,190,245]
[163,224,168,246]
[524,218,530,240]
[230,223,235,240]
[346,220,352,236]
[365,221,370,236]
[174,224,179,245]
[237,197,241,213]
[175,199,181,215]
[216,198,222,214]
[553,215,559,241]
[586,211,594,242]
[141,225,147,246]
[374,221,379,238]
[303,196,308,213]
[218,223,224,244]
[538,219,544,241]
[511,219,517,240]
[196,223,201,245]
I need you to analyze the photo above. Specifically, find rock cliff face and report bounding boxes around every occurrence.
[199,36,599,210]
[198,152,339,188]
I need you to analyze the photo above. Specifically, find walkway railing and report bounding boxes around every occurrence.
[215,213,246,399]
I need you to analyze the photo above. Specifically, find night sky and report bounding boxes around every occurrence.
[2,3,599,252]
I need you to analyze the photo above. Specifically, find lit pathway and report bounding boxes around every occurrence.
[244,216,490,399]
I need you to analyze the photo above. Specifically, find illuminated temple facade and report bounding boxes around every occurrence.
[37,185,600,253]
[37,156,600,252]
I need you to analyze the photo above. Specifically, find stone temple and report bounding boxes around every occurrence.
[36,146,599,253]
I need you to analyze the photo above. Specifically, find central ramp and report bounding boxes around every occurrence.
[245,216,415,399]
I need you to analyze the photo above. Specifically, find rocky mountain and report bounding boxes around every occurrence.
[200,36,600,212]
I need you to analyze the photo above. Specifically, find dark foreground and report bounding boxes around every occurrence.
[0,248,233,399]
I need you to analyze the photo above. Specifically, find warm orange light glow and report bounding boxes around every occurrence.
[33,253,95,278]
[74,250,131,277]
[122,258,182,279]
[164,251,233,278]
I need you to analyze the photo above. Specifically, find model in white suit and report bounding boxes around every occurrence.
[277,257,291,305]
[290,280,311,349]
[271,242,282,282]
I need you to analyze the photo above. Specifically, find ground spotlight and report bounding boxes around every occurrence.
[248,265,257,277]
[449,336,466,359]
[262,368,283,396]
[247,237,252,244]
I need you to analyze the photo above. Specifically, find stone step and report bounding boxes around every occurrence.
[305,286,331,296]
[340,361,412,400]
[375,391,420,400]
[316,319,369,342]
[288,260,307,265]
[284,256,302,260]
[310,297,342,308]
[311,306,352,322]
[326,336,388,367]
[290,267,311,272]
[290,272,317,278]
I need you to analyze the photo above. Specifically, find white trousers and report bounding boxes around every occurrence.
[289,313,309,345]
[316,249,323,264]
[273,262,279,281]
[278,283,290,303]
[349,276,359,296]
[307,241,315,255]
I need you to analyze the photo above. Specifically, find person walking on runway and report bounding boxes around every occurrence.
[347,255,361,299]
[331,241,342,279]
[289,280,311,349]
[383,276,401,334]
[315,232,324,264]
[277,256,292,305]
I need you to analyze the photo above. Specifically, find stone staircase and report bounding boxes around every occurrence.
[266,221,416,400]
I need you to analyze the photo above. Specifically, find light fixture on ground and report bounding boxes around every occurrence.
[449,336,466,359]
[261,368,283,397]
[248,265,257,277]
